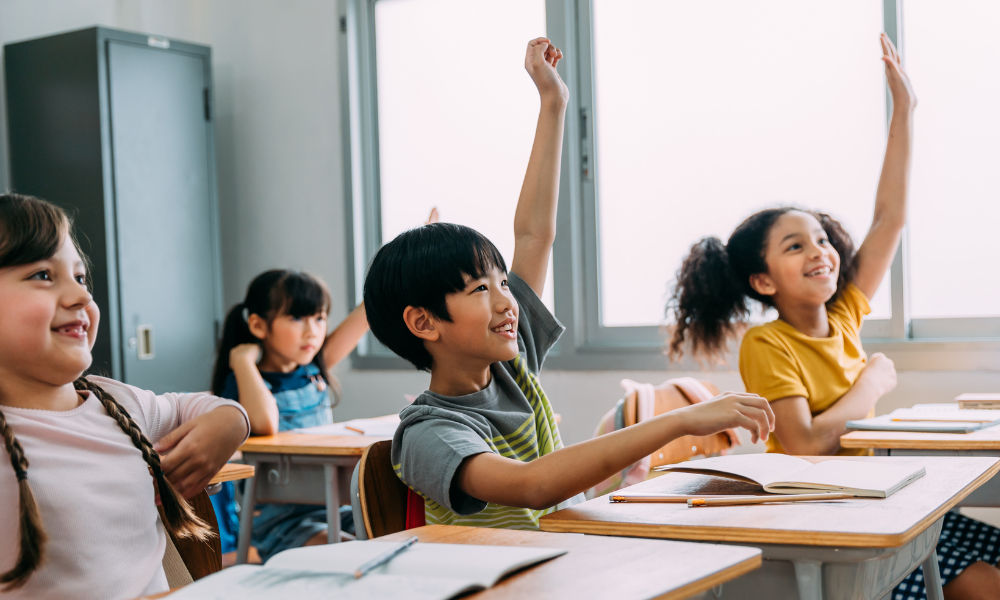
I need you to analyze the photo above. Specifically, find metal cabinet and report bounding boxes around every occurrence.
[5,27,222,393]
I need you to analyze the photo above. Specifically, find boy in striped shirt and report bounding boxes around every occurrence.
[363,38,774,530]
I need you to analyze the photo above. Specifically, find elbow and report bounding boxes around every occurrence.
[518,471,565,511]
[249,414,279,436]
[514,228,556,251]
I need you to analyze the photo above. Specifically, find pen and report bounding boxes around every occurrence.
[353,536,419,578]
[687,493,856,507]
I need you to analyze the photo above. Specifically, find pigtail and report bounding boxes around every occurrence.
[212,302,258,396]
[73,378,212,542]
[0,410,47,590]
[667,236,752,363]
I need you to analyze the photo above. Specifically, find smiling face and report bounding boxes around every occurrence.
[0,234,100,389]
[751,210,841,309]
[427,267,520,368]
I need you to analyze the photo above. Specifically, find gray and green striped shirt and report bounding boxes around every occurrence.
[391,273,582,530]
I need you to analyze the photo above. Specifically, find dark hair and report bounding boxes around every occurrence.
[211,270,338,404]
[667,207,857,362]
[364,223,507,372]
[0,194,210,590]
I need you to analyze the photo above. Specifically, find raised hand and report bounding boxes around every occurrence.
[425,206,440,225]
[880,33,916,113]
[524,37,568,103]
[674,392,775,445]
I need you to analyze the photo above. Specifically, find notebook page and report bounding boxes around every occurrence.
[266,542,567,588]
[168,565,478,600]
[294,416,400,436]
[654,454,812,487]
[765,460,925,497]
[892,406,1000,423]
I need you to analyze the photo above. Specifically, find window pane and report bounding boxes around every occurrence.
[592,0,890,327]
[904,0,1000,318]
[375,0,553,309]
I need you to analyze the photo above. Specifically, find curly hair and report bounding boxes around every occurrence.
[667,207,856,363]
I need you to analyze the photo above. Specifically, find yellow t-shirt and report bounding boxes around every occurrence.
[739,284,871,456]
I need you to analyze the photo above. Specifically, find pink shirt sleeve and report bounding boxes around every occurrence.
[86,375,251,445]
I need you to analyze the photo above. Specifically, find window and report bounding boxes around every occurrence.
[591,0,890,328]
[374,0,553,309]
[904,0,1000,320]
[342,0,1000,370]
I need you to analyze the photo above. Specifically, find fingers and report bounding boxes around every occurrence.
[733,413,762,445]
[154,420,193,453]
[739,405,772,442]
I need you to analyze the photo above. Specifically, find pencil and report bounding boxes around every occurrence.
[344,424,366,434]
[353,536,419,578]
[687,493,856,507]
[610,494,767,503]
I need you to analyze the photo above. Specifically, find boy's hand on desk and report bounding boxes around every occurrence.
[674,392,775,445]
[880,33,916,113]
[155,406,249,498]
[524,37,568,104]
[858,352,897,398]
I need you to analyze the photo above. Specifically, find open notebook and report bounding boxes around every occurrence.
[168,540,566,600]
[956,393,1000,410]
[293,416,401,437]
[847,404,1000,433]
[653,454,924,498]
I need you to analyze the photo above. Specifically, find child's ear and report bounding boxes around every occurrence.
[403,306,440,342]
[748,273,777,298]
[247,314,268,340]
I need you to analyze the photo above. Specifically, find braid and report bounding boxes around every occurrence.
[0,410,47,590]
[73,378,212,541]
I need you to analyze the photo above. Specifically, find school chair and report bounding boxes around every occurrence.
[352,440,411,539]
[588,378,739,498]
[160,490,223,586]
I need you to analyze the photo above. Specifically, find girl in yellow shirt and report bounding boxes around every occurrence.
[668,35,999,599]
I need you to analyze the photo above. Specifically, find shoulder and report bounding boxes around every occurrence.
[739,322,797,368]
[829,283,871,328]
[84,376,152,431]
[740,322,788,351]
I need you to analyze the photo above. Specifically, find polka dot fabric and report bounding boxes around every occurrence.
[893,512,1000,600]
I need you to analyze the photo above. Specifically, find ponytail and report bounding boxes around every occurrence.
[667,236,751,362]
[0,379,211,590]
[212,302,258,396]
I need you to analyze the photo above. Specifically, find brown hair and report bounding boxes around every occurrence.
[667,207,857,363]
[0,193,211,590]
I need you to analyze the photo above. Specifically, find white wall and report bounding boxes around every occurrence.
[2,1,1000,450]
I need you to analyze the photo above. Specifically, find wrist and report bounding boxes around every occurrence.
[539,93,568,113]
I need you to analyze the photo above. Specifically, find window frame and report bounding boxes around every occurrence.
[340,0,1000,372]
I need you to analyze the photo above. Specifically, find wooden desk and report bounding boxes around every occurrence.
[541,456,1000,600]
[208,463,255,486]
[236,425,392,564]
[139,525,761,600]
[841,426,1000,507]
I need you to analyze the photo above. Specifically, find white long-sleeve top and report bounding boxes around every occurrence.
[0,376,250,600]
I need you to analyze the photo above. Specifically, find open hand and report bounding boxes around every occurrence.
[425,207,440,225]
[675,392,775,445]
[155,406,249,498]
[524,37,568,104]
[880,33,916,113]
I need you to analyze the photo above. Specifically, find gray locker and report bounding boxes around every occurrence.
[4,27,222,393]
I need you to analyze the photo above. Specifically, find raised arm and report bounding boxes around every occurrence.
[853,33,917,299]
[510,38,569,296]
[322,303,369,367]
[456,392,773,510]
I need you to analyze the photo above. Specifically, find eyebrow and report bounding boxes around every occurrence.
[780,232,802,243]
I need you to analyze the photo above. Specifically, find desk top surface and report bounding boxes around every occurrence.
[239,416,397,456]
[842,426,1000,450]
[540,456,1000,548]
[208,463,255,485]
[380,525,761,600]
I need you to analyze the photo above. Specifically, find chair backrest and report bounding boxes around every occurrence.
[357,440,409,539]
[622,380,733,468]
[159,490,222,583]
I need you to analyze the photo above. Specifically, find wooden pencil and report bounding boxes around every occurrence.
[610,494,766,503]
[687,493,856,507]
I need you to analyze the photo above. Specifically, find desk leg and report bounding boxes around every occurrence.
[793,560,823,600]
[922,549,944,600]
[236,468,258,565]
[325,464,342,544]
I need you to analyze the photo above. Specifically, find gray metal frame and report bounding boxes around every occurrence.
[339,0,1000,371]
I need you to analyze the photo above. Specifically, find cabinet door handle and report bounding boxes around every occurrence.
[136,325,155,360]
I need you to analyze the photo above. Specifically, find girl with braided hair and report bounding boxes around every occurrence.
[0,193,250,599]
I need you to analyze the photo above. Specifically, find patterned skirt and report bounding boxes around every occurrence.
[893,511,1000,600]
